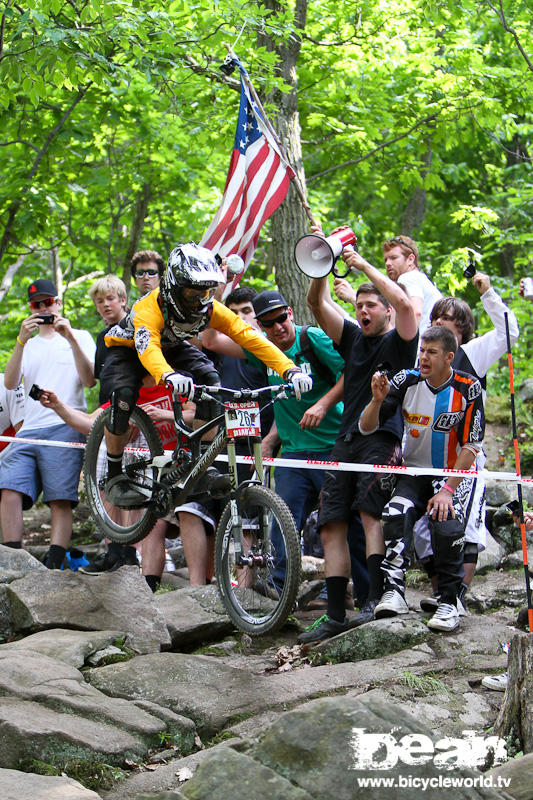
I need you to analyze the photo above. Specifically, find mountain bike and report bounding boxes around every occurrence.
[83,384,301,634]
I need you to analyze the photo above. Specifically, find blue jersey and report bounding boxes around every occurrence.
[380,368,484,469]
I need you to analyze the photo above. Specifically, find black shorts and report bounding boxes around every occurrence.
[318,431,401,525]
[99,341,220,403]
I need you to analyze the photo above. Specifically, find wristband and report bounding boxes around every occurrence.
[442,483,454,494]
[16,336,25,347]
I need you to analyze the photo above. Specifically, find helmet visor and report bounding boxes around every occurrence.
[179,286,216,312]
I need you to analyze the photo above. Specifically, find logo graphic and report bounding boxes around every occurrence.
[350,728,507,771]
[468,380,482,401]
[433,411,464,432]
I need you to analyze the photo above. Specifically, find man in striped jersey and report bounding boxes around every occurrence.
[359,326,485,632]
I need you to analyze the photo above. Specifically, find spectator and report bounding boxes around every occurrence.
[0,279,96,567]
[300,244,419,643]
[359,326,485,632]
[130,250,165,300]
[415,272,519,610]
[88,274,128,397]
[334,235,441,336]
[0,374,25,464]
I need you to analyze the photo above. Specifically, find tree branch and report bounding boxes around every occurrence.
[307,112,439,182]
[486,0,533,73]
[0,252,26,303]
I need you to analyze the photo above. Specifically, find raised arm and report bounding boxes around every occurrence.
[306,276,345,344]
[359,372,390,433]
[342,249,418,342]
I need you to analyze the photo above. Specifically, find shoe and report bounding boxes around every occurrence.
[481,673,508,691]
[351,598,379,627]
[421,593,468,616]
[195,467,232,499]
[78,551,122,575]
[427,602,460,632]
[420,593,440,613]
[297,614,353,645]
[374,589,409,619]
[105,475,149,507]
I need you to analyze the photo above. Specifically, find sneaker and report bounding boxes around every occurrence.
[105,475,148,507]
[78,551,122,575]
[351,598,380,627]
[420,593,440,613]
[297,614,353,645]
[421,593,468,616]
[374,589,409,619]
[481,673,508,691]
[427,602,460,632]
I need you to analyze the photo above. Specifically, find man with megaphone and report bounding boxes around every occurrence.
[299,236,419,643]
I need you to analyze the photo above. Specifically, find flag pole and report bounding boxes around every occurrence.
[504,311,533,633]
[224,45,318,228]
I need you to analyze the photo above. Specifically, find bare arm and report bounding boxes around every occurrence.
[426,446,477,522]
[4,315,42,388]
[306,276,345,344]
[299,374,344,430]
[342,250,418,341]
[200,327,245,359]
[39,390,98,435]
[359,372,390,433]
[261,420,281,460]
[54,319,96,388]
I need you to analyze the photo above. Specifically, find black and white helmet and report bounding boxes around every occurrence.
[161,243,223,321]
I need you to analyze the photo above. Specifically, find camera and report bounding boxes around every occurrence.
[463,253,476,280]
[506,500,520,515]
[29,384,43,401]
[38,314,54,325]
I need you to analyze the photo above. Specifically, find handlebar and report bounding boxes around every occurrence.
[189,383,294,404]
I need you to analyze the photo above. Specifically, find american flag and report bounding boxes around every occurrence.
[200,65,294,286]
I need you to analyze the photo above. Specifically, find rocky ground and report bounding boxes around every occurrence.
[1,476,532,800]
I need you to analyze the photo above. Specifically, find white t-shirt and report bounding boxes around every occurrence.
[0,374,25,456]
[20,330,96,432]
[397,270,442,335]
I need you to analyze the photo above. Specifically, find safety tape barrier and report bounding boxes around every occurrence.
[1,434,532,485]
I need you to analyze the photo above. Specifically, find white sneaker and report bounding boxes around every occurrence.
[456,596,468,616]
[482,673,508,691]
[427,602,460,632]
[374,590,409,619]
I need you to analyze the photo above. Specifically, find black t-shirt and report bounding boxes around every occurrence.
[336,320,419,440]
[219,354,274,433]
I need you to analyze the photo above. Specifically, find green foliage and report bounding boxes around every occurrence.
[19,757,126,791]
[398,670,449,695]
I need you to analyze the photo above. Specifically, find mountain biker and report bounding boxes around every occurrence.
[99,242,312,506]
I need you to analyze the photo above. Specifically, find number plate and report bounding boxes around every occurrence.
[225,401,261,438]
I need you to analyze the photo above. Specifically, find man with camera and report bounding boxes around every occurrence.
[0,279,96,567]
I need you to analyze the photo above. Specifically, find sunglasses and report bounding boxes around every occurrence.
[135,269,159,278]
[30,297,57,310]
[259,310,289,328]
[388,236,415,255]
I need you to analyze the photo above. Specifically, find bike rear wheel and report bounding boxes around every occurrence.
[83,407,164,544]
[215,485,300,635]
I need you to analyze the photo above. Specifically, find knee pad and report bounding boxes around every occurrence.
[430,516,465,560]
[107,387,136,435]
[463,542,478,564]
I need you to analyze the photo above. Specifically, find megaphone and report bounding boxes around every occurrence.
[294,226,357,279]
[226,254,245,275]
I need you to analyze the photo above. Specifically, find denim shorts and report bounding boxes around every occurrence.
[0,423,85,509]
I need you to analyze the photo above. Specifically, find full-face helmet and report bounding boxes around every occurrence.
[161,243,223,321]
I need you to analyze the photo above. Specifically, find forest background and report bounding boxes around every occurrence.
[0,0,531,463]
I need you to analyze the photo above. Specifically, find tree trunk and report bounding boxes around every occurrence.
[494,631,533,753]
[50,246,63,300]
[121,182,152,299]
[259,0,312,325]
[401,143,431,237]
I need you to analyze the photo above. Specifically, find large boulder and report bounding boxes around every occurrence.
[0,647,195,769]
[313,616,429,663]
[181,695,508,799]
[6,567,171,653]
[2,628,129,668]
[0,544,45,583]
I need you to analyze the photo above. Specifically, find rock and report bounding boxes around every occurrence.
[0,766,102,799]
[313,616,429,664]
[166,544,186,570]
[502,546,533,574]
[485,481,517,508]
[476,532,504,573]
[7,567,171,653]
[467,571,528,613]
[154,585,233,647]
[517,378,533,403]
[487,752,533,800]
[180,747,313,799]
[300,556,324,580]
[181,695,507,799]
[0,544,46,583]
[0,648,194,769]
[517,607,531,631]
[0,584,12,639]
[2,628,128,668]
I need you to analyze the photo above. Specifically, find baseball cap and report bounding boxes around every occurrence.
[27,279,58,300]
[253,290,289,319]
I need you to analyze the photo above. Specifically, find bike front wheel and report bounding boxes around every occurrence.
[83,407,164,544]
[215,485,301,635]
